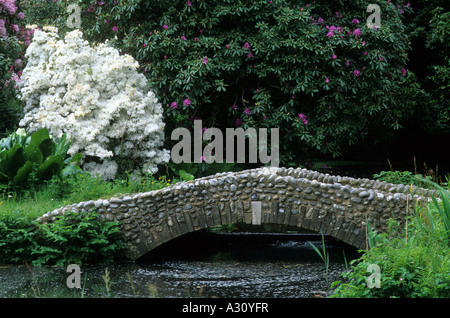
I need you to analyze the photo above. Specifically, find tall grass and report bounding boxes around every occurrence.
[308,234,330,288]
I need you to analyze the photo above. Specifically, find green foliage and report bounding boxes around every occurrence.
[372,170,437,188]
[331,199,450,298]
[0,210,124,266]
[0,0,29,138]
[0,128,82,193]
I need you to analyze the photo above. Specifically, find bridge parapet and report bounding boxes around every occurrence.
[37,167,437,259]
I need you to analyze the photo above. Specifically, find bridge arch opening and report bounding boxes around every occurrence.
[135,223,361,263]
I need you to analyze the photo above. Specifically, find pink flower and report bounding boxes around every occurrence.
[332,54,337,59]
[401,68,407,76]
[163,24,168,30]
[362,41,365,46]
[235,118,243,127]
[232,104,237,110]
[243,42,251,49]
[363,51,368,56]
[298,113,309,125]
[244,108,251,115]
[112,26,118,32]
[11,24,19,32]
[180,35,186,40]
[225,44,230,48]
[200,156,206,162]
[325,77,330,83]
[353,69,361,77]
[247,52,253,58]
[187,0,192,6]
[17,12,25,20]
[164,55,168,59]
[327,30,334,38]
[203,56,208,65]
[353,28,361,37]
[352,18,360,24]
[171,102,178,109]
[184,98,191,107]
[199,29,203,34]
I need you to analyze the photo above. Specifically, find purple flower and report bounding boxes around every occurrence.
[232,104,237,110]
[244,108,251,115]
[171,101,178,110]
[225,44,230,48]
[187,0,192,6]
[112,26,118,32]
[180,35,186,40]
[401,68,407,76]
[332,54,337,59]
[353,28,362,37]
[327,30,334,38]
[352,18,360,24]
[17,12,25,20]
[163,24,168,30]
[318,17,324,24]
[363,51,368,56]
[203,56,208,65]
[243,42,251,49]
[184,98,191,107]
[247,52,253,58]
[298,113,309,125]
[200,156,206,162]
[235,118,243,127]
[11,24,19,32]
[353,69,361,77]
[1,0,17,15]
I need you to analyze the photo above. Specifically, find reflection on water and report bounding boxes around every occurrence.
[0,233,359,298]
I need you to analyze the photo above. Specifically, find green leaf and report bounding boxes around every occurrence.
[24,128,51,163]
[61,163,83,178]
[36,155,64,181]
[2,144,26,180]
[13,161,34,185]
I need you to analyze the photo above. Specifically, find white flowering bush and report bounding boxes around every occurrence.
[19,26,170,179]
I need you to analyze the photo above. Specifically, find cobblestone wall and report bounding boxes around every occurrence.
[37,167,436,260]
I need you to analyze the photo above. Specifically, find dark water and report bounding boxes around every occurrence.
[0,232,359,298]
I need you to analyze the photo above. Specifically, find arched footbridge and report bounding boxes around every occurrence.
[37,167,436,260]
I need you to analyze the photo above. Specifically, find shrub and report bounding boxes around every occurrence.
[35,0,416,164]
[331,180,450,298]
[0,209,124,266]
[0,0,29,137]
[18,26,170,179]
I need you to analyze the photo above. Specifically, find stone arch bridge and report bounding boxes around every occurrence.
[38,167,435,260]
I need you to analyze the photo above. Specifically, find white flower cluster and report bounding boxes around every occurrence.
[19,26,170,179]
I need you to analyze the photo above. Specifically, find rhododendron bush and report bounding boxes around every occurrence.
[18,26,170,179]
[0,0,28,136]
[37,0,417,164]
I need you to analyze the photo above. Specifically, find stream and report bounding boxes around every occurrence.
[0,231,360,298]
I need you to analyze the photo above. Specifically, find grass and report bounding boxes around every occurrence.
[0,170,181,221]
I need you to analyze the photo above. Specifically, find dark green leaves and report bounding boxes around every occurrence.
[0,128,82,190]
